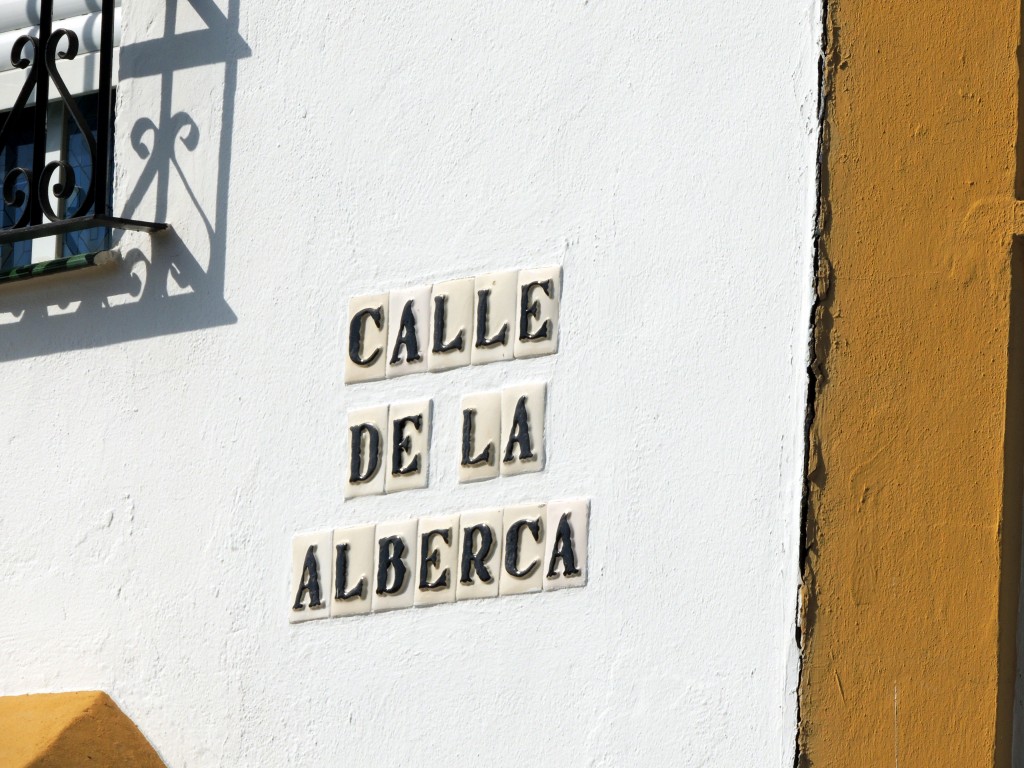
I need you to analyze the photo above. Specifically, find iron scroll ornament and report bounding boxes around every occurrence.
[0,0,164,262]
[0,30,100,226]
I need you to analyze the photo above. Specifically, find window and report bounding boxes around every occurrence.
[0,0,163,281]
[0,93,113,270]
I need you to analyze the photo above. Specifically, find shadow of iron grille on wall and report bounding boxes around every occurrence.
[0,0,164,282]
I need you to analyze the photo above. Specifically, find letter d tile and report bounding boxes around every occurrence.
[345,405,389,499]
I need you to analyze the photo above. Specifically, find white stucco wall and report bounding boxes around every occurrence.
[0,2,820,765]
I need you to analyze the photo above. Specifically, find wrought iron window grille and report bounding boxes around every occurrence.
[0,0,165,280]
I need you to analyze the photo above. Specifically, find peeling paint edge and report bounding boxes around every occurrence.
[795,0,833,765]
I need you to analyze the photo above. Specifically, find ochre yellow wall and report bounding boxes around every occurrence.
[801,1,1024,764]
[0,691,164,767]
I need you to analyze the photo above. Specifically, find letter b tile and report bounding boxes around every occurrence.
[372,519,418,612]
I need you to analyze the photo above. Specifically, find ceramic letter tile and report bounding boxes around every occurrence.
[345,405,389,499]
[514,266,561,359]
[345,293,389,384]
[500,382,546,476]
[372,519,418,612]
[386,285,430,378]
[385,400,431,493]
[415,514,460,607]
[499,503,546,596]
[458,391,501,484]
[471,271,516,365]
[330,524,375,618]
[456,508,503,601]
[543,499,589,591]
[289,531,333,623]
[428,278,474,372]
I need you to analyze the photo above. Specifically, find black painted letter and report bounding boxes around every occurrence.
[391,414,423,476]
[292,545,324,610]
[546,513,581,579]
[502,395,534,463]
[376,536,408,595]
[461,408,492,467]
[460,524,495,584]
[504,517,542,578]
[390,299,422,365]
[475,289,508,348]
[432,295,465,354]
[519,280,553,341]
[419,528,451,590]
[348,306,384,366]
[334,543,366,601]
[349,423,382,483]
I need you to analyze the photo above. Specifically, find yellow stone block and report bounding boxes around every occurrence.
[0,691,163,767]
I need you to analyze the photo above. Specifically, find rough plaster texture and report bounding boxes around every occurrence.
[802,2,1024,766]
[0,2,819,765]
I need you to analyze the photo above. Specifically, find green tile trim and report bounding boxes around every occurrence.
[0,252,109,284]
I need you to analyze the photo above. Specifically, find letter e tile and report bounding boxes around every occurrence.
[544,499,589,591]
[289,531,333,623]
[514,266,561,359]
[331,525,375,617]
[385,400,431,494]
[456,508,503,601]
[415,514,460,607]
[372,519,418,612]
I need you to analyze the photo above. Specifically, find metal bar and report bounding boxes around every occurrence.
[30,0,52,226]
[93,0,112,217]
[0,214,166,243]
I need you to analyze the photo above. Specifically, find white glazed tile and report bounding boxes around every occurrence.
[500,382,546,476]
[330,524,375,618]
[372,519,418,612]
[289,531,332,623]
[344,293,389,384]
[385,400,431,494]
[543,499,589,591]
[514,266,561,359]
[471,271,516,365]
[458,390,501,484]
[428,278,474,372]
[386,285,430,377]
[415,514,460,607]
[499,503,546,596]
[456,508,503,601]
[344,405,389,499]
